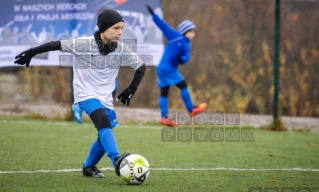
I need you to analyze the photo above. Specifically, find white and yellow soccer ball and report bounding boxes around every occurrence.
[119,154,150,185]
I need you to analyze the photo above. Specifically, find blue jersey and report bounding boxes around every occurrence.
[152,13,191,70]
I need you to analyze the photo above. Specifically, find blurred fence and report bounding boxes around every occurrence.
[0,0,319,129]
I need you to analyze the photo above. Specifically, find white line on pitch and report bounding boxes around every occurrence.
[1,167,319,174]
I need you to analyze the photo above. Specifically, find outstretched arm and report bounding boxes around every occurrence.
[14,41,62,67]
[146,5,180,41]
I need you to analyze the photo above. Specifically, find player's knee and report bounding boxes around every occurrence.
[160,86,170,97]
[176,81,187,89]
[90,108,111,130]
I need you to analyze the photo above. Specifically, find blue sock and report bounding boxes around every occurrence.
[181,88,195,112]
[159,96,169,117]
[84,139,105,167]
[98,128,120,166]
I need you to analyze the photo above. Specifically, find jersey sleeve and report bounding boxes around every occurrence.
[152,13,181,41]
[60,39,75,53]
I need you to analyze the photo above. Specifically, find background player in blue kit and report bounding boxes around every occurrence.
[14,9,146,178]
[146,5,207,127]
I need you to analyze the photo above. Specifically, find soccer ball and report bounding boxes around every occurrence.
[119,154,150,185]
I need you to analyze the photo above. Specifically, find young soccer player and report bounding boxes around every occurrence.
[146,5,207,127]
[14,9,146,178]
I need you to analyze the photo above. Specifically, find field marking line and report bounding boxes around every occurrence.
[1,167,319,174]
[0,119,162,130]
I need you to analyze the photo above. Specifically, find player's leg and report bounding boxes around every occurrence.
[72,103,83,124]
[79,98,129,177]
[176,80,207,117]
[82,138,105,178]
[159,86,170,117]
[157,68,179,127]
[159,86,178,127]
[104,108,129,176]
[81,111,120,177]
[176,80,194,112]
[91,108,129,176]
[79,99,107,177]
[82,107,119,169]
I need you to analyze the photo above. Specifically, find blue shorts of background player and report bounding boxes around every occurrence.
[157,68,184,88]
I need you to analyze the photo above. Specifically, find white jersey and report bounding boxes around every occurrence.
[60,36,144,109]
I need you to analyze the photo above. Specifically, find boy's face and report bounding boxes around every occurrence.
[185,30,196,41]
[102,22,124,42]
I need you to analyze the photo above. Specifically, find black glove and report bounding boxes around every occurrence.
[117,85,137,106]
[146,5,154,15]
[14,49,36,68]
[176,54,182,63]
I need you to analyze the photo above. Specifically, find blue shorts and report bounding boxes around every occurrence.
[157,68,185,88]
[78,98,118,129]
